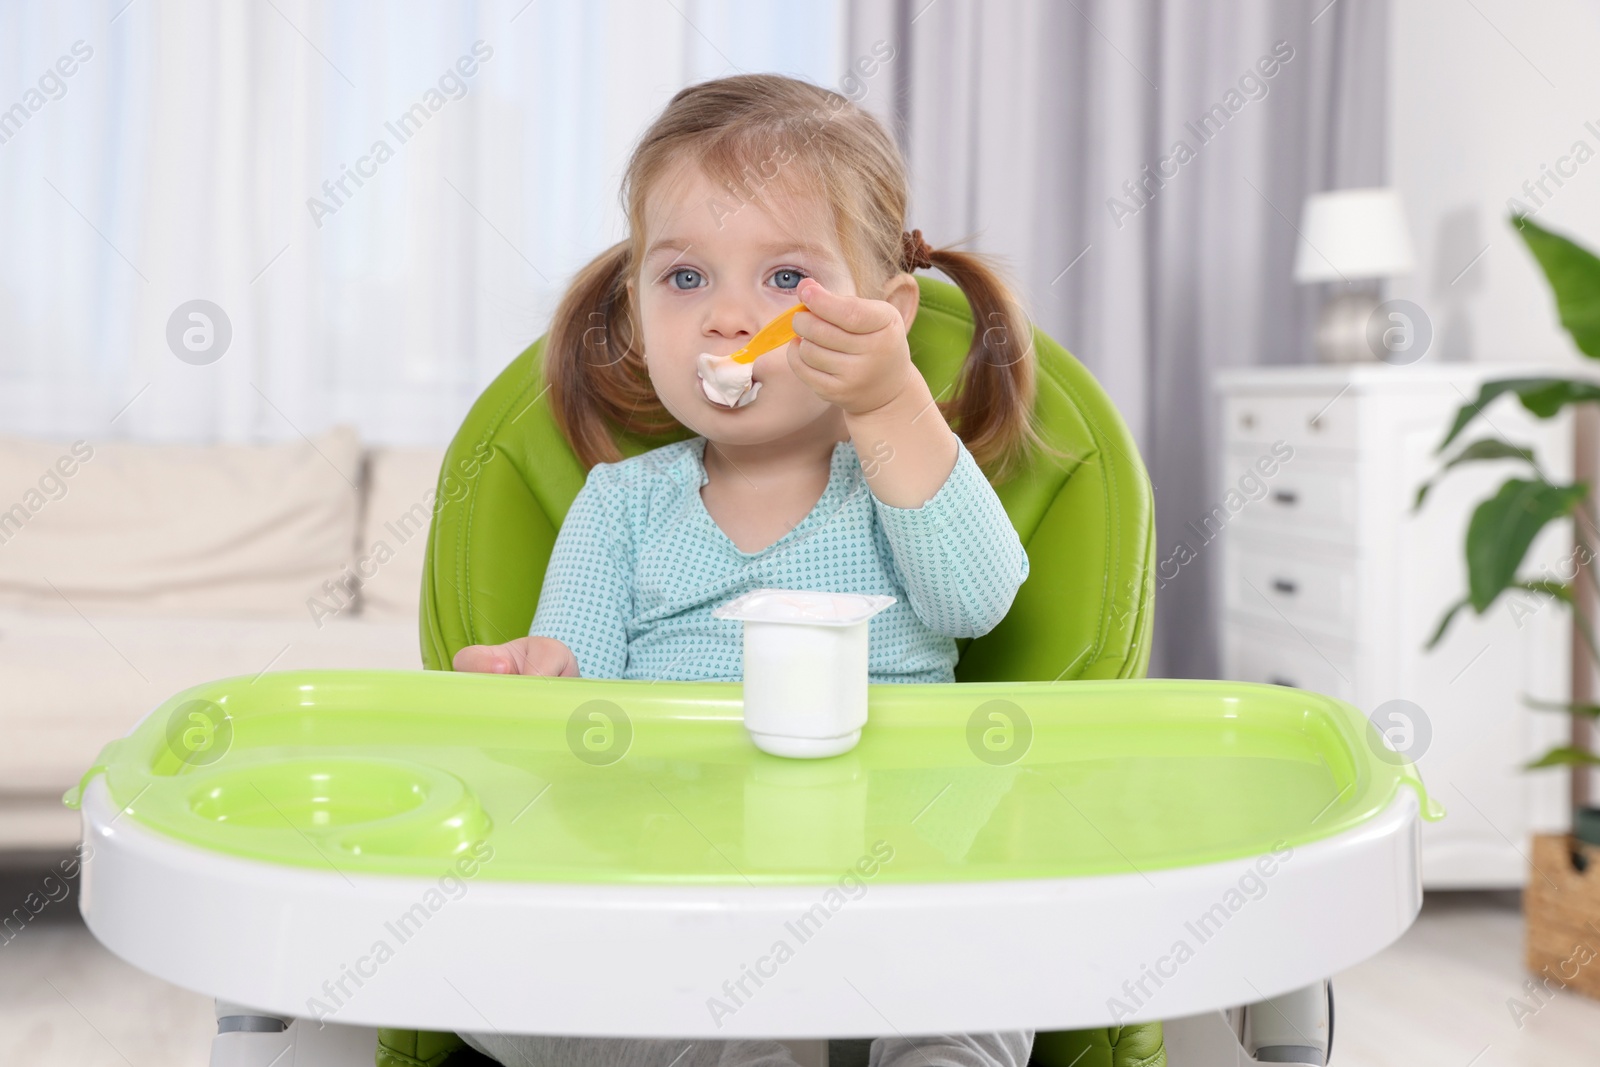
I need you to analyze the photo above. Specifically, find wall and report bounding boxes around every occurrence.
[1388,0,1600,369]
[1389,0,1600,803]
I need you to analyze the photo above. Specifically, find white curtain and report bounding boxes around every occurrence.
[844,0,1388,678]
[0,0,843,446]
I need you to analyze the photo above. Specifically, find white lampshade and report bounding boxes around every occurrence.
[1293,187,1416,283]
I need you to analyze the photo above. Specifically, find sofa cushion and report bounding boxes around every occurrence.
[0,606,423,795]
[357,447,446,621]
[0,428,362,619]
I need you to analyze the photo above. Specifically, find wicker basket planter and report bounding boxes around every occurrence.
[1524,833,1600,1002]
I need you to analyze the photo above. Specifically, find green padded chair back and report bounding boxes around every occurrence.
[419,274,1155,681]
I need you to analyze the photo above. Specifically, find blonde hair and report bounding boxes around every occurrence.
[543,72,1049,482]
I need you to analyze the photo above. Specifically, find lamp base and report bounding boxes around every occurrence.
[1314,291,1383,363]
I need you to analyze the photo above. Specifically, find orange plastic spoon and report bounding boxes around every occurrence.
[730,303,808,364]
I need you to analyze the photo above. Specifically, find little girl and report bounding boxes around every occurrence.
[452,72,1047,1067]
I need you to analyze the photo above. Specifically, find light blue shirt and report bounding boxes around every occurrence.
[529,433,1029,684]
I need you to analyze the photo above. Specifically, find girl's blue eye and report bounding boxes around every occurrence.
[665,266,808,290]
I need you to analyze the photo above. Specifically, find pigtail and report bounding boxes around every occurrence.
[543,238,681,470]
[923,246,1066,483]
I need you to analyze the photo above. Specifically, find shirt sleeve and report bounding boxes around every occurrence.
[869,434,1030,638]
[527,464,633,679]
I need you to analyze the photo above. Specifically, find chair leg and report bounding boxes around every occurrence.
[208,1002,378,1067]
[828,1037,871,1067]
[208,999,293,1067]
[783,1039,828,1067]
[1239,981,1333,1066]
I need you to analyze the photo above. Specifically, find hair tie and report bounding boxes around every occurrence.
[901,229,934,272]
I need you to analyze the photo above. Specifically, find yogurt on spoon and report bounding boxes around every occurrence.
[694,302,807,409]
[697,351,761,408]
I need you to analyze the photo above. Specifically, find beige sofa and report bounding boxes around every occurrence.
[0,427,446,851]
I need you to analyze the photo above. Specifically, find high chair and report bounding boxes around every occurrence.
[418,273,1161,1063]
[66,276,1436,1067]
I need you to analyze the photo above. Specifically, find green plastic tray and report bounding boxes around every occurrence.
[65,670,1441,885]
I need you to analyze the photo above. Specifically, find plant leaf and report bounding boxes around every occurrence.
[1437,377,1600,452]
[1518,377,1600,418]
[1465,478,1589,611]
[1415,437,1538,510]
[1512,213,1600,359]
[1429,581,1573,650]
[1514,579,1573,605]
[1525,696,1600,718]
[1525,745,1600,769]
[1424,595,1470,650]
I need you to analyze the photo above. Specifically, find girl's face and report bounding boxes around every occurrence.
[626,161,861,447]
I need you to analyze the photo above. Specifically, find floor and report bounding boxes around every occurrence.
[3,859,1598,1066]
[0,859,213,1065]
[1327,890,1600,1066]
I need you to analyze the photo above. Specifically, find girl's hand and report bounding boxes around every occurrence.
[453,635,580,677]
[788,278,917,417]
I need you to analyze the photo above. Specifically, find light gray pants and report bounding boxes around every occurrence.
[457,1030,1034,1067]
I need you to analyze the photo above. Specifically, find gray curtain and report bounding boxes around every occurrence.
[844,0,1388,678]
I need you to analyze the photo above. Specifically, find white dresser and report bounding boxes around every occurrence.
[1212,364,1575,888]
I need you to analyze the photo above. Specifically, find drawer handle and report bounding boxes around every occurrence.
[1271,488,1299,506]
[1270,577,1298,595]
[1267,675,1297,688]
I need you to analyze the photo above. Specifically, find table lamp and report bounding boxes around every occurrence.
[1293,187,1416,362]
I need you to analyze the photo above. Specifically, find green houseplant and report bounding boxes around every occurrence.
[1416,214,1600,843]
[1417,215,1600,1004]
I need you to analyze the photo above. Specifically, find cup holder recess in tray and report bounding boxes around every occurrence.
[184,756,491,860]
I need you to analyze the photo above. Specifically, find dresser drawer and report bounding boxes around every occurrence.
[1226,452,1359,543]
[1221,617,1357,703]
[1223,392,1359,452]
[1224,541,1357,637]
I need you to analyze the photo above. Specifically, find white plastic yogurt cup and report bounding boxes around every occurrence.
[712,588,897,758]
